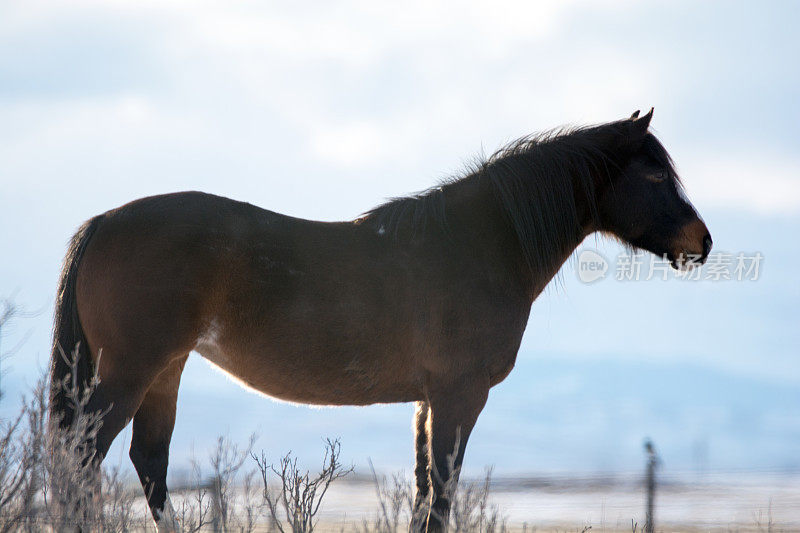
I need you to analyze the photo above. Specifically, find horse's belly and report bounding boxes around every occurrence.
[193,340,422,406]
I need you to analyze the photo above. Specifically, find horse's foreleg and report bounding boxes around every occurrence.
[425,374,489,533]
[411,400,431,530]
[129,355,187,533]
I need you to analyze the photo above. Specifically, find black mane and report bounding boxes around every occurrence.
[361,122,677,275]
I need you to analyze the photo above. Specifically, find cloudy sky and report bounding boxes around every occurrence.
[1,1,798,475]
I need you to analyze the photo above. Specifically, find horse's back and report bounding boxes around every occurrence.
[73,191,425,403]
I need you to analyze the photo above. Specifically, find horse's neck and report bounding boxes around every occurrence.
[527,232,586,299]
[529,195,599,299]
[452,165,596,301]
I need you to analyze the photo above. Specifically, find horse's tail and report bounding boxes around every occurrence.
[50,215,104,431]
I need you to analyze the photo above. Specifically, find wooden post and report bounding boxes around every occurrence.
[644,439,659,533]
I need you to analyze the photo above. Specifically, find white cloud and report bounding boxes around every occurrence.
[0,0,797,217]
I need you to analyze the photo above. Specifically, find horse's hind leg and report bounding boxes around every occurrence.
[128,355,188,532]
[66,355,159,530]
[411,400,431,530]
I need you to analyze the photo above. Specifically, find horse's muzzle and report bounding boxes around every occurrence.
[701,233,713,262]
[669,219,712,269]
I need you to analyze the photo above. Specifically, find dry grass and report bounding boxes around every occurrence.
[0,352,144,531]
[0,356,506,532]
[360,464,506,533]
[0,308,788,532]
[0,369,792,532]
[2,360,791,533]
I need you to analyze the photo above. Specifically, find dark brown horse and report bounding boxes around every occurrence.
[50,109,711,531]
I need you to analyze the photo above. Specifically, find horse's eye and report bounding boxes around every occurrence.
[646,171,666,183]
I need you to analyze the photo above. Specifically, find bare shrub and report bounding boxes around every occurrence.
[0,298,21,363]
[100,465,139,532]
[42,345,108,530]
[0,298,45,530]
[360,463,425,533]
[171,457,213,533]
[253,438,353,533]
[0,390,38,532]
[446,469,506,533]
[0,370,67,531]
[206,433,259,533]
[0,343,145,531]
[362,459,504,533]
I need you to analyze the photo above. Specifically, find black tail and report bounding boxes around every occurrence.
[50,215,103,430]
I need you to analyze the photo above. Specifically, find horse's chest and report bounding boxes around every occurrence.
[488,348,518,386]
[467,308,528,386]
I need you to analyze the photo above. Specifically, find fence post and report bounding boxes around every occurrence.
[644,439,659,533]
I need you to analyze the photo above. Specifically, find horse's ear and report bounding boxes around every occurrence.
[631,107,653,136]
[609,108,653,150]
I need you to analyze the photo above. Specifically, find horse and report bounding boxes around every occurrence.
[50,109,711,532]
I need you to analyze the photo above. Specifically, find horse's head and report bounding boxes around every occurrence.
[596,109,712,269]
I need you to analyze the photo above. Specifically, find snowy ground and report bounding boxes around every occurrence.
[137,470,800,531]
[312,471,800,531]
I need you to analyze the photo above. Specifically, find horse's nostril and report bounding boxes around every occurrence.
[702,234,713,259]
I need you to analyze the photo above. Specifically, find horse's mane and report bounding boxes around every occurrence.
[360,123,677,274]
